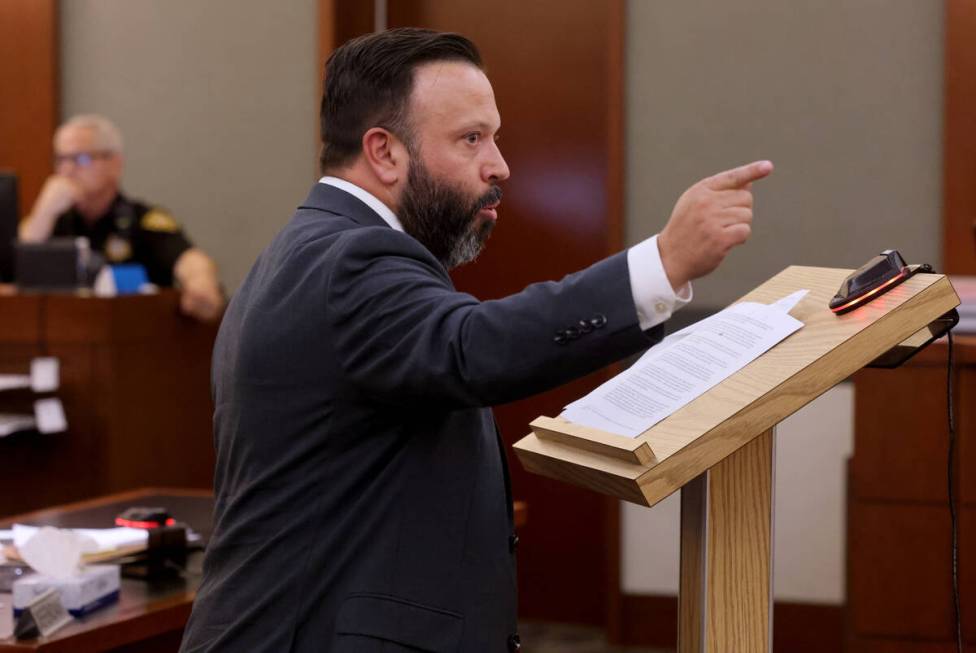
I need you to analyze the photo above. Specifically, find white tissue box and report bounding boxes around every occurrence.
[12,565,120,618]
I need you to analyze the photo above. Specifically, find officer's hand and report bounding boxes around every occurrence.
[33,175,82,221]
[179,279,225,323]
[657,160,773,291]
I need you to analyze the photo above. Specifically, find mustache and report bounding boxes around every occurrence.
[473,185,503,212]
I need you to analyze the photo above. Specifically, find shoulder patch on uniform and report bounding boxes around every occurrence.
[140,209,180,233]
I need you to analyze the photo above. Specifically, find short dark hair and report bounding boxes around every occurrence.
[319,28,483,171]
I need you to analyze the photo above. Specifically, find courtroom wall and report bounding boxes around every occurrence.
[60,0,319,292]
[625,0,943,306]
[623,0,943,604]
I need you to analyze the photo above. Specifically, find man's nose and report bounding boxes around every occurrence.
[483,141,510,183]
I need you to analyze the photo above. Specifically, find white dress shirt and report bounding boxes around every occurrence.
[319,176,691,330]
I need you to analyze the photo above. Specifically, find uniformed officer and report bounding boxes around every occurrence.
[19,114,224,322]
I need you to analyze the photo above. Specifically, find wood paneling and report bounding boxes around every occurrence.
[848,640,976,653]
[963,507,976,643]
[849,336,976,650]
[849,501,956,639]
[851,365,952,502]
[617,593,844,653]
[332,0,375,43]
[0,294,41,343]
[0,293,217,518]
[961,361,976,506]
[0,0,57,216]
[943,0,976,273]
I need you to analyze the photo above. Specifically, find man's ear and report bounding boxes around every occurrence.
[362,127,407,186]
[108,153,124,183]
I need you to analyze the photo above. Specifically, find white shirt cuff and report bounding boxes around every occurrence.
[627,234,693,331]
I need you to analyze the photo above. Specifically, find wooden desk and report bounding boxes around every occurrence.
[0,292,218,517]
[848,336,976,650]
[0,488,212,653]
[0,489,529,652]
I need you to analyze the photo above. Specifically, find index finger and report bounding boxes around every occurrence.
[704,160,774,190]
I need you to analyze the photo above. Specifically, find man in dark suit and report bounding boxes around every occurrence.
[180,28,771,652]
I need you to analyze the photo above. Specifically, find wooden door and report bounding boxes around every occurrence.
[943,0,976,273]
[0,0,58,216]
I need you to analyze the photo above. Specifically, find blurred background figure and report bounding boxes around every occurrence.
[18,114,225,322]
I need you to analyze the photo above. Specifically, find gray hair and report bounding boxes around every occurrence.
[56,114,124,153]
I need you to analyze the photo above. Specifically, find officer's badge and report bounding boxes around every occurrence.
[140,209,180,233]
[105,234,133,262]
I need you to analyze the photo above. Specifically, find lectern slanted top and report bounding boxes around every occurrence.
[514,265,959,507]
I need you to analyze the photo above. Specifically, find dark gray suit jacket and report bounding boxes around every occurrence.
[180,183,662,652]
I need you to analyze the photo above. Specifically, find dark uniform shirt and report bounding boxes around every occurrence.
[52,192,192,287]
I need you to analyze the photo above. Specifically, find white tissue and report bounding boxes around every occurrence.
[13,524,148,570]
[15,526,93,580]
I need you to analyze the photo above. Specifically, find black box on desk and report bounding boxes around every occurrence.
[14,238,92,290]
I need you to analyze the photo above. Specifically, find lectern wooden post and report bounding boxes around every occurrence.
[513,266,959,652]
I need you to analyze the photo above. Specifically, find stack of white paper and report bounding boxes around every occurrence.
[562,290,809,438]
[11,525,148,556]
[0,358,59,393]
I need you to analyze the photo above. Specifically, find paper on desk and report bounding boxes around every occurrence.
[0,358,59,393]
[562,290,809,438]
[0,399,67,437]
[34,398,67,434]
[0,375,29,392]
[0,414,36,437]
[30,358,59,393]
[12,525,147,554]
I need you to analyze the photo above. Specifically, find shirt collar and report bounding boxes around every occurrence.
[318,176,404,232]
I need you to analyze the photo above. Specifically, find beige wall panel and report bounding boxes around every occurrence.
[626,0,943,309]
[60,0,318,291]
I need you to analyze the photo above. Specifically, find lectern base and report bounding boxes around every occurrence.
[679,428,774,653]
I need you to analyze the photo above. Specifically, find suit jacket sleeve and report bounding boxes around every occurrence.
[325,227,663,408]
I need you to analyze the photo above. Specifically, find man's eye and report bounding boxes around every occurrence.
[465,133,480,144]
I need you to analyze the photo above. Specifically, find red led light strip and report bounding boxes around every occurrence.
[830,270,909,314]
[115,517,176,529]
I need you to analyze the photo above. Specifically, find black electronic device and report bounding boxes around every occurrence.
[829,249,912,315]
[833,249,960,368]
[0,172,18,283]
[121,525,188,580]
[14,237,93,290]
[114,506,188,580]
[867,307,959,369]
[115,506,176,529]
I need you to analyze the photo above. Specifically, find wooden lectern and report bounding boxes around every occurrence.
[513,266,959,652]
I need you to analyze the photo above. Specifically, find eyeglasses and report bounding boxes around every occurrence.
[54,151,116,167]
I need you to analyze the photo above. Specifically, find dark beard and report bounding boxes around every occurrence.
[397,159,502,269]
